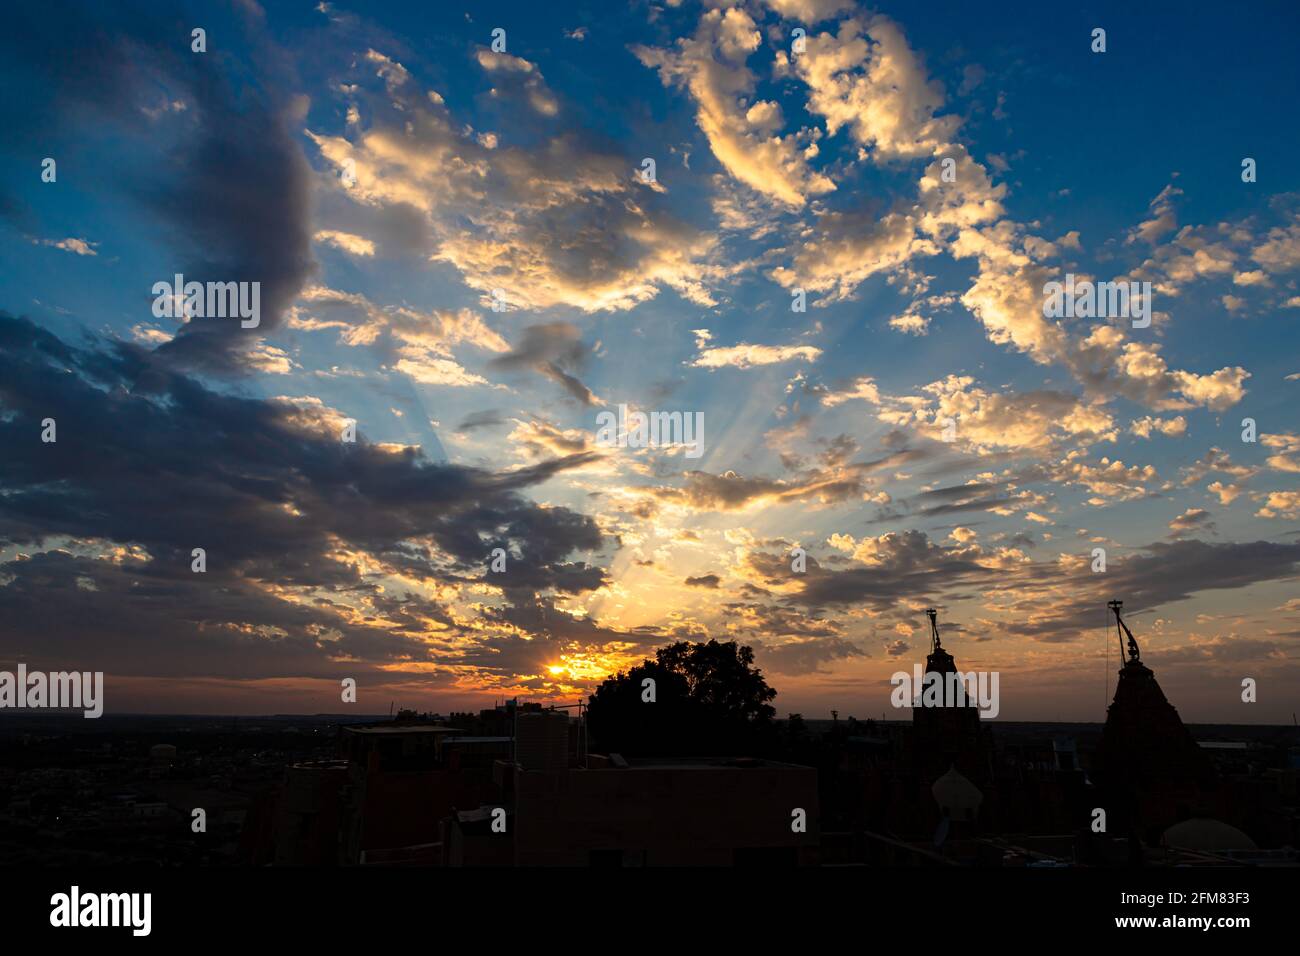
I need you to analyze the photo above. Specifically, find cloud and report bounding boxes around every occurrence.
[391,349,490,387]
[364,49,411,94]
[456,409,506,432]
[648,464,871,513]
[292,285,509,355]
[1256,490,1300,520]
[2,3,316,375]
[308,53,717,311]
[1251,221,1300,272]
[783,15,960,161]
[770,209,934,301]
[1168,507,1213,535]
[1207,481,1242,505]
[1053,455,1157,503]
[314,229,376,256]
[1138,224,1239,295]
[753,635,866,676]
[475,48,559,116]
[507,419,598,460]
[1262,431,1300,474]
[0,314,614,681]
[748,529,995,610]
[870,374,1117,454]
[1126,183,1182,245]
[819,376,881,407]
[635,7,834,207]
[1006,539,1300,642]
[690,340,822,369]
[489,322,600,404]
[760,0,855,22]
[36,237,98,256]
[685,573,721,588]
[1180,447,1258,486]
[1130,415,1187,439]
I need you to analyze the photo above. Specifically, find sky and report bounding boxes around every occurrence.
[0,0,1298,722]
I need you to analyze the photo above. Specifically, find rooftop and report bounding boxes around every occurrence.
[342,724,463,736]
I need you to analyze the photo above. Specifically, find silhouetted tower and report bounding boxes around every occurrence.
[911,608,988,787]
[925,608,955,671]
[1097,601,1214,851]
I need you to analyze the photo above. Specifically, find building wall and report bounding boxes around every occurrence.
[344,767,499,863]
[514,764,819,866]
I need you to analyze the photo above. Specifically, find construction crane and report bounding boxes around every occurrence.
[926,607,943,654]
[1108,600,1141,664]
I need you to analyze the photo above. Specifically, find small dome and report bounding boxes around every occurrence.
[932,764,983,818]
[1163,818,1256,852]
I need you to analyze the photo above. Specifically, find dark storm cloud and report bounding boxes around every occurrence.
[0,315,610,676]
[0,1,314,376]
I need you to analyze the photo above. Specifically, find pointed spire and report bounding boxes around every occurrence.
[926,607,941,653]
[1109,600,1141,665]
[1098,600,1214,834]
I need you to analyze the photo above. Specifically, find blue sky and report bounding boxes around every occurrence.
[1,0,1298,720]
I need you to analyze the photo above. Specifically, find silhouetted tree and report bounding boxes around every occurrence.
[586,640,777,757]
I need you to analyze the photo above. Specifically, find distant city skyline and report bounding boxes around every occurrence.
[1,1,1298,723]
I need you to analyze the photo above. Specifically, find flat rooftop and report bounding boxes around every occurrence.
[343,725,463,736]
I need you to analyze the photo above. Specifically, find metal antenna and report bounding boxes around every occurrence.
[1108,600,1140,663]
[1104,604,1109,714]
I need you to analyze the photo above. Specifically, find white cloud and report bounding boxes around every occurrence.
[691,341,823,369]
[313,229,376,256]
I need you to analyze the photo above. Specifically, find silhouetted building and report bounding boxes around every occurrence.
[911,609,991,787]
[445,752,819,866]
[273,760,348,865]
[338,721,500,864]
[1096,601,1215,849]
